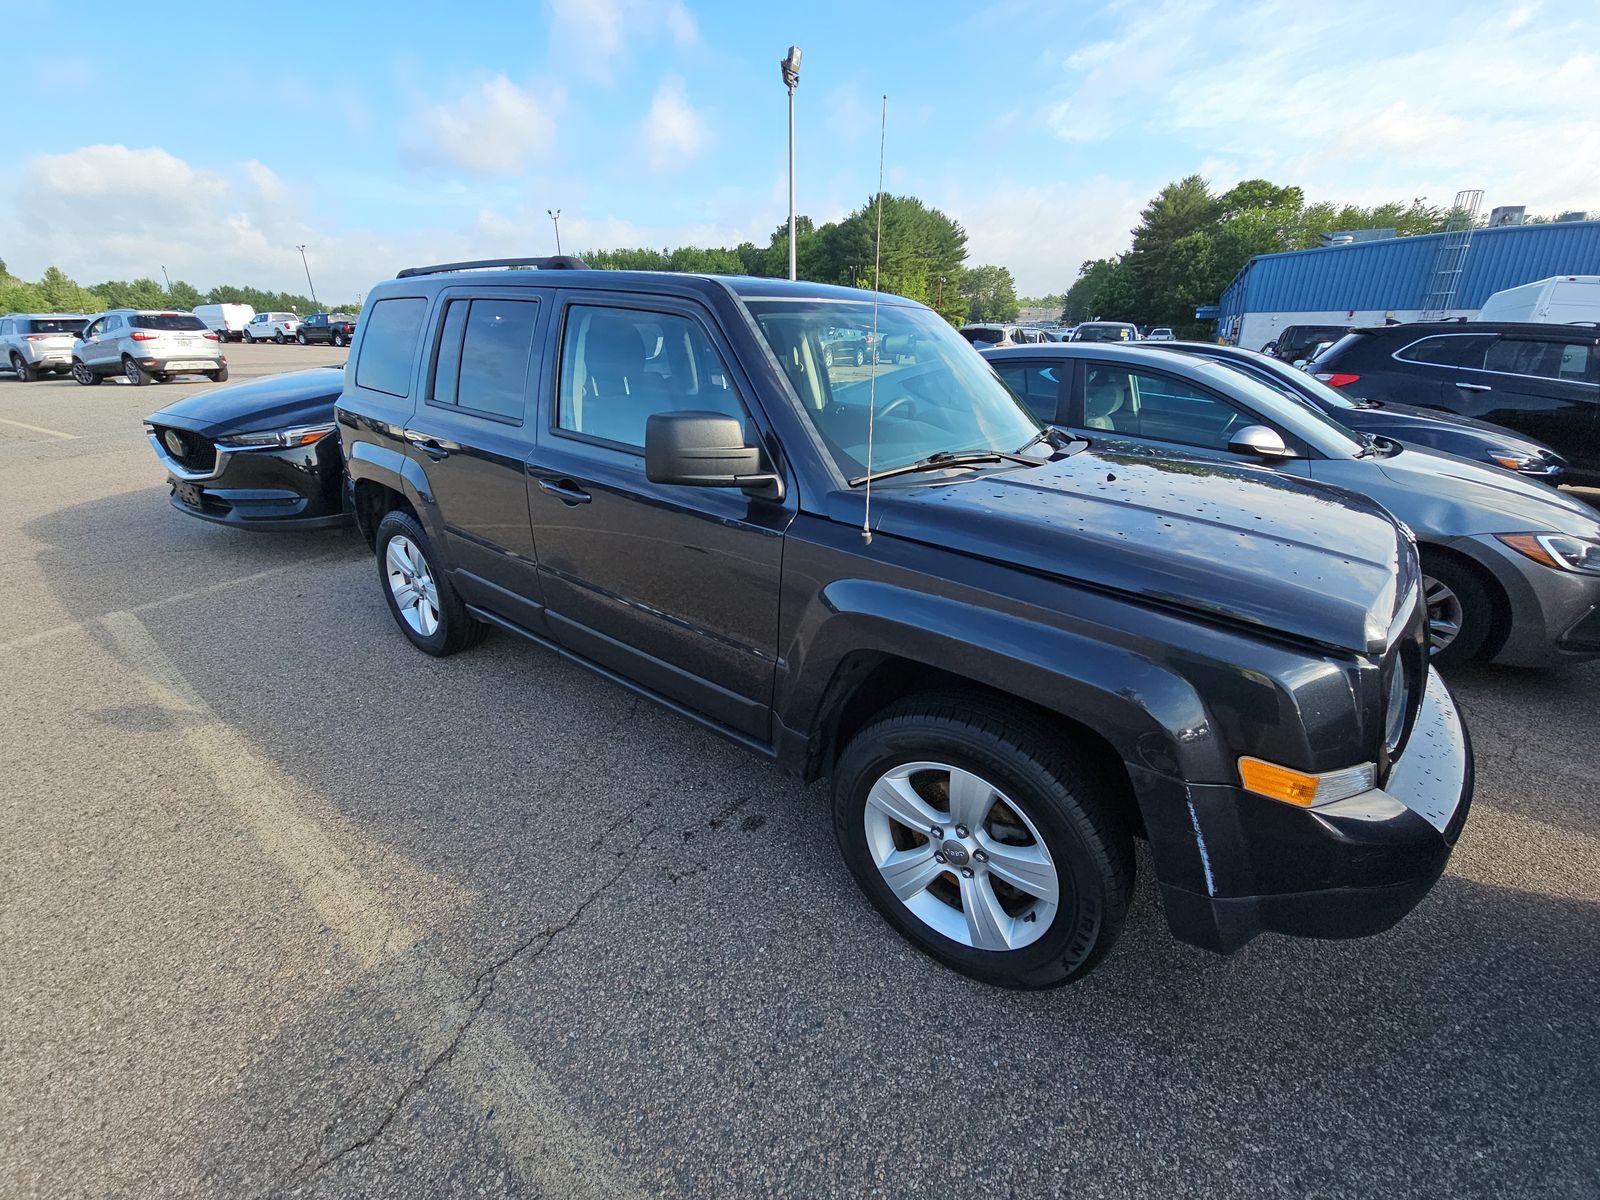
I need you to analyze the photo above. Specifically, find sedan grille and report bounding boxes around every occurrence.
[153,425,216,473]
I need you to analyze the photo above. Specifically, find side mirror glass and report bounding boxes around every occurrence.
[1229,424,1295,459]
[645,411,783,499]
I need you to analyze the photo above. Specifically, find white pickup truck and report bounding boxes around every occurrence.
[242,311,301,344]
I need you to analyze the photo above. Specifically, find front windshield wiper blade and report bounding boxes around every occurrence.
[847,448,1036,488]
[1014,426,1067,455]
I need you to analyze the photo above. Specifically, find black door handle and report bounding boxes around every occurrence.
[538,478,592,505]
[403,429,451,459]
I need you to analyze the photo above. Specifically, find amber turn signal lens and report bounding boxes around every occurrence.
[1238,758,1320,806]
[1495,533,1561,569]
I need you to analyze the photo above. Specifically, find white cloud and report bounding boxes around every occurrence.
[640,79,709,170]
[410,76,557,176]
[548,0,697,82]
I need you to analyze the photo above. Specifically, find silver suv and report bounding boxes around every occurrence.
[1,313,89,380]
[72,310,227,386]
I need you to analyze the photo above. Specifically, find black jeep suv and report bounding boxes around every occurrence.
[336,257,1472,988]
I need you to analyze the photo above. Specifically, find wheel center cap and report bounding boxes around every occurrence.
[940,840,970,867]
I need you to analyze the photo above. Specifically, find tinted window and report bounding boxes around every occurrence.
[430,298,539,420]
[1395,334,1494,367]
[961,328,1004,345]
[131,314,206,331]
[993,362,1061,421]
[1083,365,1253,452]
[1483,336,1592,381]
[355,297,427,397]
[28,317,87,335]
[558,304,748,450]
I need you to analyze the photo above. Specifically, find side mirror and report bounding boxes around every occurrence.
[645,411,783,499]
[1229,424,1295,459]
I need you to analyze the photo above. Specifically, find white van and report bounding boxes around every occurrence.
[193,303,256,342]
[1475,276,1600,325]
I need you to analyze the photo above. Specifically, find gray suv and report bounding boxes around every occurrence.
[71,310,227,386]
[1,313,89,380]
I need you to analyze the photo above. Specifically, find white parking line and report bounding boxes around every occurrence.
[0,415,78,439]
[98,609,643,1198]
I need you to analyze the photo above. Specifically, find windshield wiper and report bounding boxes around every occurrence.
[1014,426,1067,455]
[847,448,1036,488]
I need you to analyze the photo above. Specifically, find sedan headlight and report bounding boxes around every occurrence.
[1496,533,1600,576]
[1486,448,1562,476]
[215,423,335,449]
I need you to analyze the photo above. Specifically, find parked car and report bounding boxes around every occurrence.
[143,367,347,528]
[71,310,226,386]
[243,311,301,343]
[1145,327,1176,342]
[984,342,1600,668]
[958,324,1025,348]
[1309,322,1600,486]
[1,313,88,380]
[193,303,256,343]
[1069,321,1139,343]
[336,256,1470,988]
[1154,341,1569,483]
[1476,275,1600,325]
[1042,327,1074,342]
[297,312,359,347]
[821,326,868,367]
[1260,323,1350,363]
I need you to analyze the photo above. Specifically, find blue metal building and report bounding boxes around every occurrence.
[1212,219,1600,350]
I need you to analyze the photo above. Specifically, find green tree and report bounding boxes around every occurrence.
[959,265,1020,322]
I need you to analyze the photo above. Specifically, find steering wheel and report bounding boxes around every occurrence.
[878,394,915,420]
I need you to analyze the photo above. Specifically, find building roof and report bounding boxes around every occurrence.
[1216,219,1600,321]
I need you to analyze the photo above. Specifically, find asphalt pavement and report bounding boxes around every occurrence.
[2,343,1597,1199]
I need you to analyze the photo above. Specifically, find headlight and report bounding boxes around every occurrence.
[1487,449,1561,476]
[1496,533,1600,576]
[1238,757,1378,808]
[215,423,335,449]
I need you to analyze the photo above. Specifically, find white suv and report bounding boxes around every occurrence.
[71,310,226,386]
[1,313,89,380]
[242,311,301,343]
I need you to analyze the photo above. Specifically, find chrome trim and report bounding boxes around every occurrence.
[144,426,230,482]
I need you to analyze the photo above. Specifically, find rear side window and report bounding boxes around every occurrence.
[1483,336,1592,382]
[355,297,427,397]
[992,362,1061,422]
[428,298,540,420]
[1394,334,1494,368]
[557,303,748,450]
[133,314,206,332]
[28,318,86,335]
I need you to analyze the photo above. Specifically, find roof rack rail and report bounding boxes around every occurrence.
[396,255,589,279]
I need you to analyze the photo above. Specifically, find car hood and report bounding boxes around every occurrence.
[1371,446,1600,538]
[865,443,1412,655]
[1354,398,1561,455]
[145,368,343,436]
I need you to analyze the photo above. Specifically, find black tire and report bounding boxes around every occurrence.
[71,360,101,386]
[373,509,486,656]
[274,331,286,344]
[832,692,1134,988]
[210,364,230,383]
[244,332,256,344]
[332,332,346,347]
[823,347,835,368]
[853,348,864,366]
[11,353,38,382]
[1421,552,1494,668]
[297,332,307,345]
[123,357,152,386]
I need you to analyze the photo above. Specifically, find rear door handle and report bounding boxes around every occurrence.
[537,478,592,505]
[1453,381,1492,392]
[403,429,451,459]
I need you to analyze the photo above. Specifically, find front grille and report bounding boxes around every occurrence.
[153,425,216,473]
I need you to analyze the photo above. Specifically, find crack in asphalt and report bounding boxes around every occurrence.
[286,833,653,1188]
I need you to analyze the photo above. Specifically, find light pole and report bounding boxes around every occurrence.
[295,245,319,308]
[781,45,802,281]
[548,209,562,256]
[160,265,172,293]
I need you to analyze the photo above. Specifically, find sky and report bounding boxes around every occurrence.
[5,0,1597,302]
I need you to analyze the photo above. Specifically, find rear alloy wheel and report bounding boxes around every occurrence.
[1421,553,1493,668]
[11,353,37,382]
[123,357,152,386]
[274,331,287,344]
[209,364,230,383]
[853,348,864,366]
[332,332,346,347]
[71,360,101,386]
[374,510,486,656]
[833,693,1133,988]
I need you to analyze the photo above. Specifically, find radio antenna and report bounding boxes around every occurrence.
[861,95,887,546]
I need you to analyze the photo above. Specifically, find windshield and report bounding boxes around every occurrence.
[960,327,1004,345]
[746,299,1040,480]
[133,313,207,331]
[27,318,87,335]
[1075,324,1134,342]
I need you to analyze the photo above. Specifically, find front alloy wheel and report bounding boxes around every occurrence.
[1420,554,1493,667]
[863,762,1059,951]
